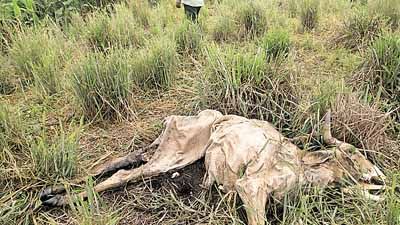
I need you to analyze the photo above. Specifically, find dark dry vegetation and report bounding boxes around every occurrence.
[0,0,399,224]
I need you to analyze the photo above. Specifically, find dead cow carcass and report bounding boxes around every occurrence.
[41,110,386,225]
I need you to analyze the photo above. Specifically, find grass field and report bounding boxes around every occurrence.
[0,0,399,224]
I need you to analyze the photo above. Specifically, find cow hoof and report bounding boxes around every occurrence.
[42,195,67,207]
[40,187,54,201]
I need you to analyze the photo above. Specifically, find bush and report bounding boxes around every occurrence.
[9,25,67,95]
[132,38,177,89]
[199,45,298,127]
[175,21,202,55]
[236,1,267,38]
[31,126,80,178]
[261,29,291,62]
[299,0,319,31]
[71,49,132,120]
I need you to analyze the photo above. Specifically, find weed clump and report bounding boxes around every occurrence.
[175,21,202,55]
[261,29,291,62]
[132,38,177,89]
[299,0,319,31]
[31,127,80,178]
[212,15,236,42]
[71,49,132,120]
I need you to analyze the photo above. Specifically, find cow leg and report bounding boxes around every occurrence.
[40,150,148,202]
[42,165,153,206]
[235,178,268,225]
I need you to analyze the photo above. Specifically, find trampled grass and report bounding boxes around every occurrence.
[0,0,399,224]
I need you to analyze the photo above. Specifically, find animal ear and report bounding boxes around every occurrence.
[302,150,334,165]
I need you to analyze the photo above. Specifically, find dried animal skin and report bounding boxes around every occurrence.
[41,110,385,225]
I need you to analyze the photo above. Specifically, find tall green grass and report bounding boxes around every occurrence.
[299,0,319,31]
[337,7,385,51]
[370,0,400,29]
[0,54,15,95]
[108,4,147,48]
[0,103,30,182]
[212,14,237,42]
[68,177,120,225]
[363,33,400,103]
[260,29,291,62]
[0,104,26,151]
[288,0,298,18]
[76,7,146,51]
[127,0,151,28]
[211,0,267,41]
[266,185,398,224]
[236,0,267,38]
[8,24,68,96]
[31,125,80,178]
[132,37,177,89]
[71,49,132,120]
[199,45,298,127]
[175,21,202,55]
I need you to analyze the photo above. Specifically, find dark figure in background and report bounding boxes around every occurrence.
[176,0,204,22]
